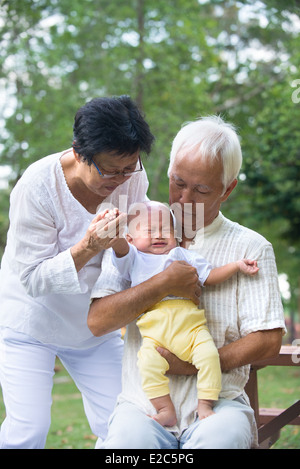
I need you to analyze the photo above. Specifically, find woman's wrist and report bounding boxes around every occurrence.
[71,237,98,272]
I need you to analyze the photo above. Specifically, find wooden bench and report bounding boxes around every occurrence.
[245,345,300,449]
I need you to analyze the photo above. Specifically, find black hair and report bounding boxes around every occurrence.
[72,95,155,164]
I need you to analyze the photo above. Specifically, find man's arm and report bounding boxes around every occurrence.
[88,260,202,337]
[158,328,282,375]
[218,328,282,371]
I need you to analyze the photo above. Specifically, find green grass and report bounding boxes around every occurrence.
[257,366,300,449]
[0,360,299,449]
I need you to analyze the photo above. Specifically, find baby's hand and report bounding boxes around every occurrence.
[238,259,259,276]
[103,208,119,221]
[93,208,127,243]
[104,208,128,240]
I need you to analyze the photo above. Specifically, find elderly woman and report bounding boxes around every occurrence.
[0,95,154,449]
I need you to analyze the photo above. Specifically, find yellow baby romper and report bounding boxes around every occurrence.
[137,299,221,401]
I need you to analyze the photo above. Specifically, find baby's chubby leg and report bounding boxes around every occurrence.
[190,327,222,421]
[150,395,177,427]
[137,337,177,426]
[197,399,215,420]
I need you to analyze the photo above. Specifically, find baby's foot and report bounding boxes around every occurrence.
[150,395,177,427]
[152,408,177,427]
[197,399,215,420]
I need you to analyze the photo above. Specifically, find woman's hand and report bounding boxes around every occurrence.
[87,209,127,250]
[71,208,127,272]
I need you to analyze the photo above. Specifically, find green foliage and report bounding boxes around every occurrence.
[0,0,299,317]
[0,189,10,254]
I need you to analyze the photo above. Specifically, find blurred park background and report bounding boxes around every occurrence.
[1,0,299,340]
[0,0,299,448]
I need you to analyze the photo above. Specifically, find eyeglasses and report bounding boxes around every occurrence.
[91,156,143,179]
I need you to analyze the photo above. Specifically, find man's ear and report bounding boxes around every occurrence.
[221,179,238,202]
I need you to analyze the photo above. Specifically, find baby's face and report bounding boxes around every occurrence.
[128,207,177,255]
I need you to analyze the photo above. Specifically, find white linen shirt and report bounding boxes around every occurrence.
[0,150,149,348]
[111,244,212,288]
[91,212,286,440]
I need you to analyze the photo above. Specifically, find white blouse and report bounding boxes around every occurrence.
[0,150,149,348]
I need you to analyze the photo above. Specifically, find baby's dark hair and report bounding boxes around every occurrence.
[72,95,155,164]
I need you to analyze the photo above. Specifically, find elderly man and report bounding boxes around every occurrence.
[88,116,285,449]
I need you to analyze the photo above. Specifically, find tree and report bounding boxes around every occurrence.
[0,0,299,323]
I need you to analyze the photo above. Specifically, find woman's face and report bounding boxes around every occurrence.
[78,149,141,199]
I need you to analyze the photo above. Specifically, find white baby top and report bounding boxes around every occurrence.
[112,244,212,288]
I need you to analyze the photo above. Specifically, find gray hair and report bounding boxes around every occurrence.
[168,116,242,191]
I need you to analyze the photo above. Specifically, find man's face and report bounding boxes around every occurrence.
[169,151,235,235]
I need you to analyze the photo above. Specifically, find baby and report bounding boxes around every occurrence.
[107,201,259,427]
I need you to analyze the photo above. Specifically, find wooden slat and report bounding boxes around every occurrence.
[246,345,300,448]
[252,345,299,368]
[259,407,300,426]
[258,401,300,445]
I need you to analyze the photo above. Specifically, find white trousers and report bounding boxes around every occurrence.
[0,328,123,449]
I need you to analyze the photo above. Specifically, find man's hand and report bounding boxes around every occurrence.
[156,347,197,375]
[162,261,202,305]
[88,253,202,336]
